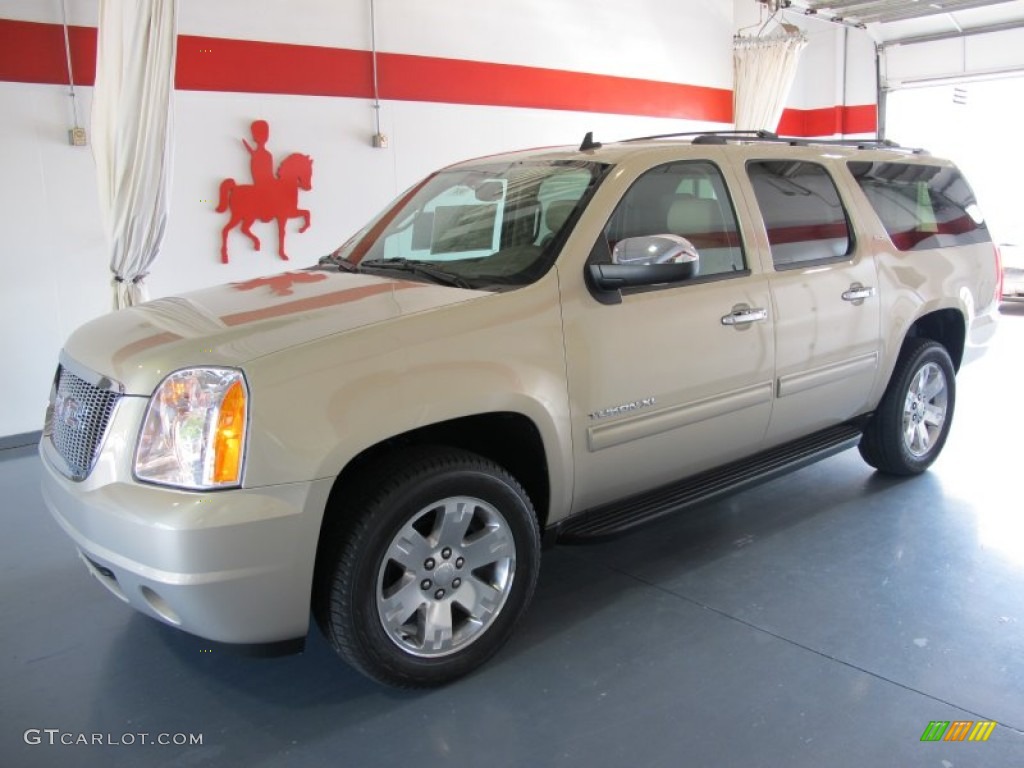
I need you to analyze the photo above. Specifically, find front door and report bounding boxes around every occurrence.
[559,159,776,513]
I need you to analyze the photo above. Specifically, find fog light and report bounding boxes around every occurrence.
[140,586,181,625]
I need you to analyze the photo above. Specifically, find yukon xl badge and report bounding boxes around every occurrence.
[589,397,656,421]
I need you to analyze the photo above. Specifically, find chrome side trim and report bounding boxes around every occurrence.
[777,352,879,399]
[587,381,773,452]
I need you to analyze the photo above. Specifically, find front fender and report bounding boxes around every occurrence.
[240,276,573,521]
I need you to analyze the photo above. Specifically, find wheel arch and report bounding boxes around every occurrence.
[319,411,553,537]
[904,307,966,371]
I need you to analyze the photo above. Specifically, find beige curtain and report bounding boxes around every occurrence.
[92,0,178,309]
[733,30,808,133]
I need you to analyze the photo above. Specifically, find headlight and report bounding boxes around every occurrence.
[134,368,248,489]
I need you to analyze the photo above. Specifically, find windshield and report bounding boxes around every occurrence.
[328,159,607,289]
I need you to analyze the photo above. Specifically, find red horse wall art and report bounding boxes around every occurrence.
[217,120,313,264]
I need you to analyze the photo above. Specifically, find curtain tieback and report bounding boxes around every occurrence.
[113,274,149,285]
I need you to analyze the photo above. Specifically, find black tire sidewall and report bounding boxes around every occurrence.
[882,340,956,474]
[333,457,540,687]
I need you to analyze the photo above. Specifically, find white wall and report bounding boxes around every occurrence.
[1,0,877,438]
[787,20,876,112]
[0,0,740,438]
[732,0,877,135]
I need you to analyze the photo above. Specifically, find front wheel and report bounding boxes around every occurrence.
[859,338,956,475]
[315,447,541,687]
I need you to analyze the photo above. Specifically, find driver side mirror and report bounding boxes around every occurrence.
[588,235,700,294]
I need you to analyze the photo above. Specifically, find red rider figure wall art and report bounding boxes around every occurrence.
[216,120,314,264]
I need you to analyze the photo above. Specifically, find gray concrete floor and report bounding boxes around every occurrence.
[3,305,1024,768]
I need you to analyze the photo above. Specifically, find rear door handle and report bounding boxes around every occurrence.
[842,286,875,302]
[721,307,768,326]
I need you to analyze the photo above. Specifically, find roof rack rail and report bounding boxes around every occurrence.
[622,130,928,155]
[623,129,777,143]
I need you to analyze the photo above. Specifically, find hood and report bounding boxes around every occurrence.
[63,269,491,394]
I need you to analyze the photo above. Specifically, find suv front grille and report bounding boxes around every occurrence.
[46,365,122,481]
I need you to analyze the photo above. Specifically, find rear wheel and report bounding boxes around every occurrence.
[859,338,956,475]
[315,447,540,687]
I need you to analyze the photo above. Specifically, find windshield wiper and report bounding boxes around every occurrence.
[318,252,360,272]
[359,258,473,289]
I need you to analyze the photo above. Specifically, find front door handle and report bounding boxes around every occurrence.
[721,307,768,326]
[842,285,875,302]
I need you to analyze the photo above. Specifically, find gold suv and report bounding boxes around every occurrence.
[40,131,1000,687]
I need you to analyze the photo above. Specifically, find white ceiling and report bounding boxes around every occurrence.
[785,0,1024,42]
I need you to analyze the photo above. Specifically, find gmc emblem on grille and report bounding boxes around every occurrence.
[54,394,85,431]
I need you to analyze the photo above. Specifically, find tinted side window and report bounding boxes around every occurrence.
[847,161,990,251]
[747,161,852,268]
[603,161,746,278]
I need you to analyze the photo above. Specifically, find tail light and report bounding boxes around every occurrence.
[994,244,1004,303]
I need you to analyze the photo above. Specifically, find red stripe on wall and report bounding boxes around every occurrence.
[0,18,729,121]
[0,19,96,85]
[377,52,733,122]
[0,18,874,135]
[778,104,877,136]
[178,34,373,97]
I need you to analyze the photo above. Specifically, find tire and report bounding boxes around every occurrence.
[315,446,541,688]
[859,338,956,476]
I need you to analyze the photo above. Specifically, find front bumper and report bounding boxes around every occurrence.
[39,431,333,646]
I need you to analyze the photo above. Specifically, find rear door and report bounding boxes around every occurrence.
[739,156,881,446]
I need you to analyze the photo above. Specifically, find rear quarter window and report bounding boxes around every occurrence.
[847,161,990,251]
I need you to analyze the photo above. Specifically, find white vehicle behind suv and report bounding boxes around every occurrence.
[40,131,999,687]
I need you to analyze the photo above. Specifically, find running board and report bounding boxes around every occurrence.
[558,422,864,542]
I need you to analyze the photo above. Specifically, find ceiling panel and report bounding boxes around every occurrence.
[784,0,1024,43]
[789,0,1018,25]
[790,0,1007,24]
